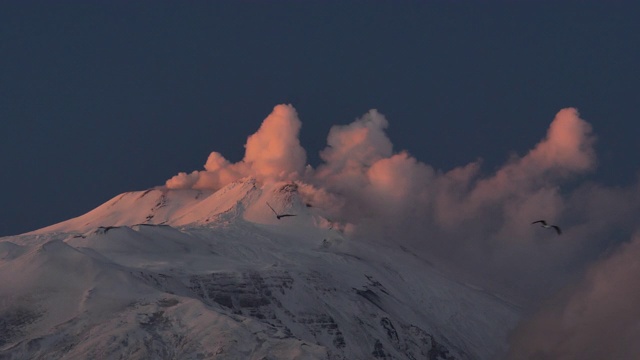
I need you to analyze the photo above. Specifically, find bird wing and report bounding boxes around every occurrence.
[532,220,547,225]
[266,202,279,216]
[278,214,297,218]
[552,226,562,235]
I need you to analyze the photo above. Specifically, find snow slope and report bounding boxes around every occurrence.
[1,178,520,359]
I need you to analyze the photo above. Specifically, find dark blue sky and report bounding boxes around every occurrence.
[1,1,639,236]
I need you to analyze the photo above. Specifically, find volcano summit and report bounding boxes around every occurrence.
[0,177,519,359]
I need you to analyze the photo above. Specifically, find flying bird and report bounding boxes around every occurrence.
[532,220,562,235]
[266,202,297,220]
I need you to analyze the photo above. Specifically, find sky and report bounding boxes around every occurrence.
[2,2,640,357]
[1,1,638,237]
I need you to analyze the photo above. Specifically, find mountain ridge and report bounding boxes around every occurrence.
[1,177,520,359]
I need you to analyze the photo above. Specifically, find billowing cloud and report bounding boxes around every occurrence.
[459,107,596,222]
[244,104,306,180]
[165,104,640,356]
[305,108,599,288]
[317,109,393,180]
[165,170,200,189]
[404,109,599,289]
[527,107,596,173]
[166,104,305,190]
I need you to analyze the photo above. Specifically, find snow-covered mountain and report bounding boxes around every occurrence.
[0,178,520,359]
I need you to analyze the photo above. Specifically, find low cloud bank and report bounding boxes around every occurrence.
[507,232,640,360]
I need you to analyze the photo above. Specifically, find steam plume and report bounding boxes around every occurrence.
[166,104,305,190]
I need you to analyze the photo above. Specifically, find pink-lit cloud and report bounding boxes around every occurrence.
[244,104,306,181]
[317,109,393,179]
[166,104,305,190]
[301,107,599,274]
[165,106,604,263]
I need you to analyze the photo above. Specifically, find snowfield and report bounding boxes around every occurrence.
[0,178,520,359]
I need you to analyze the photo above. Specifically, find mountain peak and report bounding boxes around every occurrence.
[32,177,322,235]
[7,177,521,359]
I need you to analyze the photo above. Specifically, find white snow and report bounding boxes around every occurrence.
[1,178,521,359]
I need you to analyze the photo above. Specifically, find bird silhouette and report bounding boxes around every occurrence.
[266,202,297,220]
[532,220,561,235]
